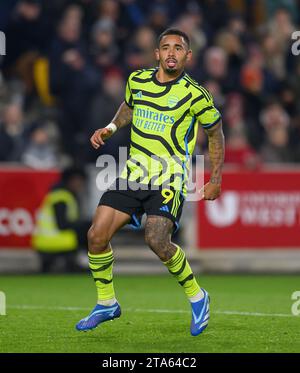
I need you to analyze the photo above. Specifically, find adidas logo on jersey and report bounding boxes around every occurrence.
[136,91,143,98]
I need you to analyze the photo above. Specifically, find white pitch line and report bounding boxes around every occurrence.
[7,305,296,318]
[214,310,294,318]
[8,305,90,311]
[128,308,295,318]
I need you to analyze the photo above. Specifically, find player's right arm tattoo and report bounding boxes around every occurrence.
[112,102,133,129]
[205,120,225,184]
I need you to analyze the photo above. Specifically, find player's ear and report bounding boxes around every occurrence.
[155,48,160,61]
[186,49,192,62]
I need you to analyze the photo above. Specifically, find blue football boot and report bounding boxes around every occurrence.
[76,302,121,331]
[190,288,210,336]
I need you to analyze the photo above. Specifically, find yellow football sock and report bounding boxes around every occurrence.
[163,245,200,298]
[88,251,115,301]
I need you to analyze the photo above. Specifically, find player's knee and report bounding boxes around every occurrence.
[87,226,110,253]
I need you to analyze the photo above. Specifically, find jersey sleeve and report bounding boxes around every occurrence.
[190,88,221,129]
[125,72,134,108]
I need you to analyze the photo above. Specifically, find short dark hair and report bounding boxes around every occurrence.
[158,28,190,49]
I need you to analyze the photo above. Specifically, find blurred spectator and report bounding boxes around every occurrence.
[95,0,128,43]
[175,5,206,63]
[3,0,53,94]
[266,6,296,46]
[225,127,259,168]
[289,60,300,104]
[32,166,89,273]
[215,30,245,88]
[240,44,279,150]
[22,123,58,169]
[242,42,279,94]
[0,1,18,29]
[261,32,286,80]
[224,93,259,168]
[204,47,228,81]
[148,4,169,35]
[97,0,120,24]
[227,13,252,46]
[260,102,293,162]
[0,102,27,162]
[90,19,119,71]
[241,62,264,95]
[200,0,229,41]
[49,5,99,159]
[265,7,296,78]
[203,80,225,111]
[279,81,298,117]
[125,26,156,71]
[120,0,145,28]
[265,1,298,21]
[261,126,293,163]
[201,47,235,93]
[85,68,130,162]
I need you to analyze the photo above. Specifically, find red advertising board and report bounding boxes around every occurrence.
[0,168,60,248]
[198,170,300,249]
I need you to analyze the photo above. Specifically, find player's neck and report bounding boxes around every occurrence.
[155,67,184,83]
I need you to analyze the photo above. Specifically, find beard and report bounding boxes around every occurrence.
[165,66,179,74]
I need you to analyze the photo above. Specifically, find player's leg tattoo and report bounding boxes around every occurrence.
[145,215,177,262]
[145,215,201,301]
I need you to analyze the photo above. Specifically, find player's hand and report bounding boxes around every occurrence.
[90,128,113,149]
[200,182,221,200]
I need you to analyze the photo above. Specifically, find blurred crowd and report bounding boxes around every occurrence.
[0,0,300,169]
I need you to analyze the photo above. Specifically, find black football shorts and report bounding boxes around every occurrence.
[98,178,185,232]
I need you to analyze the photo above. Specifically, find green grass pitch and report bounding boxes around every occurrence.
[0,274,299,353]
